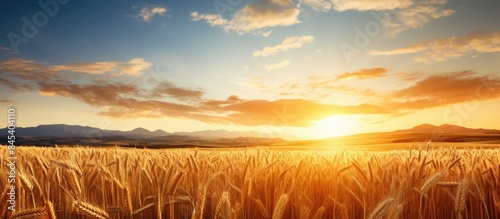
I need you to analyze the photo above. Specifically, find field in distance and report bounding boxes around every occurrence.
[1,144,499,219]
[3,123,500,148]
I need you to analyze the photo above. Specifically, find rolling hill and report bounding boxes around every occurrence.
[1,123,499,147]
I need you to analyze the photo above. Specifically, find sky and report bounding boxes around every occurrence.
[0,0,499,140]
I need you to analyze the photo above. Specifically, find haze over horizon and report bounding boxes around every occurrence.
[1,0,499,140]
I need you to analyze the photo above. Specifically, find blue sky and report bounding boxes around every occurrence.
[1,0,499,139]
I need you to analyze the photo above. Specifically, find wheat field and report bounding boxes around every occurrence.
[1,146,500,219]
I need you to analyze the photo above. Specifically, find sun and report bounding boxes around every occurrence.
[312,115,361,138]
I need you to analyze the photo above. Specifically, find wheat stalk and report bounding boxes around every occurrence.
[454,178,468,219]
[437,182,460,187]
[420,172,443,194]
[45,201,57,219]
[9,207,47,219]
[252,198,269,218]
[123,185,133,215]
[132,203,155,215]
[73,200,110,219]
[311,206,325,219]
[272,194,289,219]
[215,192,231,219]
[368,198,394,219]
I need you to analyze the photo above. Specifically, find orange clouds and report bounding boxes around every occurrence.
[370,44,428,56]
[335,67,387,81]
[207,98,387,126]
[0,97,14,104]
[0,58,152,76]
[150,81,204,101]
[371,31,500,62]
[389,71,500,109]
[2,58,500,128]
[53,58,152,75]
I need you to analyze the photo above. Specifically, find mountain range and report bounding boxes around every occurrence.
[0,124,289,146]
[396,124,500,134]
[1,123,499,147]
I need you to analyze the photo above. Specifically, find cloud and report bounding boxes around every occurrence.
[38,81,143,106]
[225,71,500,126]
[34,77,386,127]
[253,35,315,57]
[150,81,204,101]
[4,58,500,128]
[265,60,290,71]
[54,58,152,75]
[331,0,414,11]
[0,58,54,80]
[335,67,387,81]
[207,98,387,126]
[38,90,56,96]
[0,58,152,76]
[370,31,500,62]
[388,71,500,109]
[299,0,332,12]
[302,0,414,11]
[134,5,168,22]
[190,0,300,36]
[370,44,428,56]
[0,97,14,104]
[0,77,35,91]
[385,0,454,36]
[307,67,388,90]
[300,0,451,36]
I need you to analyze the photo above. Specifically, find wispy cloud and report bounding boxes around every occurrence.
[370,44,428,56]
[370,31,500,62]
[3,58,500,127]
[302,0,414,12]
[388,71,500,109]
[150,81,204,101]
[303,67,388,95]
[299,0,332,12]
[0,58,152,76]
[0,97,14,104]
[385,0,454,37]
[190,0,300,36]
[335,67,387,81]
[134,5,168,22]
[253,35,315,57]
[332,0,414,11]
[265,60,290,71]
[301,0,452,36]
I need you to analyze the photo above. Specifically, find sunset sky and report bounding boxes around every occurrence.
[1,0,499,139]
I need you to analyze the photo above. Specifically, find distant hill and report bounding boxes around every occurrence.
[0,124,290,147]
[1,123,499,147]
[396,124,500,134]
[293,124,500,147]
[11,124,122,138]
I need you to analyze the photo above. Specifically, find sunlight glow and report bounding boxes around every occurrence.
[312,115,361,138]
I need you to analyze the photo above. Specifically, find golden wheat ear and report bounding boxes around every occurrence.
[72,200,110,219]
[454,178,468,219]
[215,191,231,219]
[9,207,47,219]
[272,194,289,219]
[45,201,57,219]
